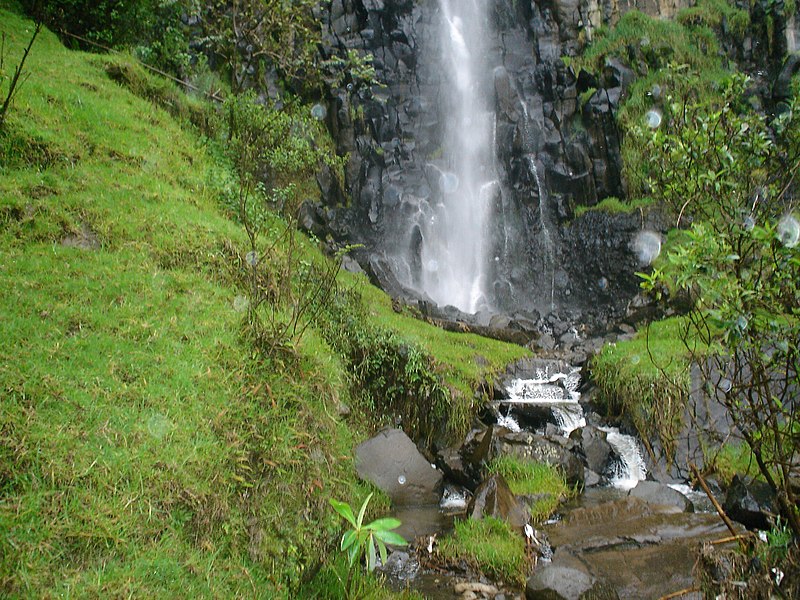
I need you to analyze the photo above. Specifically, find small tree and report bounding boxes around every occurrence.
[636,72,800,536]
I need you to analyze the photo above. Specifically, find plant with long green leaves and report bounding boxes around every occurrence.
[329,493,407,596]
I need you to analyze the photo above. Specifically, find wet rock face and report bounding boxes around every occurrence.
[355,428,444,505]
[723,474,778,530]
[314,0,655,321]
[466,473,530,531]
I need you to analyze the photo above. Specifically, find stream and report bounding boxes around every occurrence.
[383,359,727,599]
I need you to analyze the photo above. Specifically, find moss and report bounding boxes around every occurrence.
[573,196,653,218]
[678,0,751,40]
[437,518,529,586]
[487,457,569,522]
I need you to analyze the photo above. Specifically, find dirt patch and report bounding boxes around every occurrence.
[61,222,100,250]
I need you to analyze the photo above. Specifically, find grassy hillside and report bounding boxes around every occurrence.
[0,6,527,597]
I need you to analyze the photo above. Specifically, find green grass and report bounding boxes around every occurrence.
[0,5,530,596]
[437,518,529,586]
[573,196,653,218]
[591,318,694,463]
[487,457,569,523]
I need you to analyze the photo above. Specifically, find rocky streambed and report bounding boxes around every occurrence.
[354,358,750,599]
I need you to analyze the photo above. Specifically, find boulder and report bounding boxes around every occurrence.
[355,428,443,505]
[723,474,777,530]
[466,473,529,531]
[628,481,694,513]
[526,551,614,600]
[571,426,613,475]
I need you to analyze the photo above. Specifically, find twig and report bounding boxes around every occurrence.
[708,533,753,546]
[0,21,42,130]
[57,29,224,103]
[657,587,700,600]
[689,462,744,548]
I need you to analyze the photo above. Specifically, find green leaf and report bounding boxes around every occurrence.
[356,492,372,528]
[365,517,402,532]
[377,539,389,566]
[330,498,357,528]
[341,529,357,551]
[367,536,377,571]
[373,529,408,546]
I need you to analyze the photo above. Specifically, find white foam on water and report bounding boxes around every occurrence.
[600,427,647,490]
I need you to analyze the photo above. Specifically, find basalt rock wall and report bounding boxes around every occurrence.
[309,0,782,327]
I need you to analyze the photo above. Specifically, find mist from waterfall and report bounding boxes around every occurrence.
[415,0,496,313]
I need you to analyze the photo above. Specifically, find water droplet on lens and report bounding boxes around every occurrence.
[233,295,249,312]
[630,354,640,365]
[737,315,748,331]
[426,259,439,273]
[743,215,755,231]
[398,475,406,485]
[310,103,327,120]
[777,214,799,248]
[651,84,662,100]
[598,277,608,291]
[346,83,354,92]
[246,251,258,266]
[640,37,650,47]
[633,230,662,266]
[645,109,662,129]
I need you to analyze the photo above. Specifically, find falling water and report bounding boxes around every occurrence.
[600,426,648,490]
[501,363,647,488]
[416,0,496,313]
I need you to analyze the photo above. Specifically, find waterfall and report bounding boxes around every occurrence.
[415,0,496,313]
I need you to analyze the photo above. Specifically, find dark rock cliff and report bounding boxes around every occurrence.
[308,0,795,330]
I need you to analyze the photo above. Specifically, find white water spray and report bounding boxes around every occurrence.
[417,0,496,313]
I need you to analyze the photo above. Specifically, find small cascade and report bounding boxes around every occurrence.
[600,427,648,490]
[499,360,646,489]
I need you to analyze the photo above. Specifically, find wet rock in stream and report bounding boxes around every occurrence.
[355,427,443,505]
[540,493,732,599]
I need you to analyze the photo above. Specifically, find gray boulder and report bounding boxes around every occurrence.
[628,481,694,513]
[355,428,443,505]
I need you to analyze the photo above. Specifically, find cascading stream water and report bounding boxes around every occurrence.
[417,0,496,313]
[500,362,647,489]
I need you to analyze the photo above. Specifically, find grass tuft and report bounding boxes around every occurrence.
[437,517,529,586]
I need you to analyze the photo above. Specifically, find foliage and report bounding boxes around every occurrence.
[221,89,346,359]
[487,457,569,522]
[677,0,751,39]
[576,10,719,76]
[330,493,407,597]
[196,0,322,93]
[636,73,800,536]
[317,288,453,444]
[437,517,529,586]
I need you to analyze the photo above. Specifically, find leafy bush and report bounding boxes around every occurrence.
[318,288,452,444]
[636,73,800,536]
